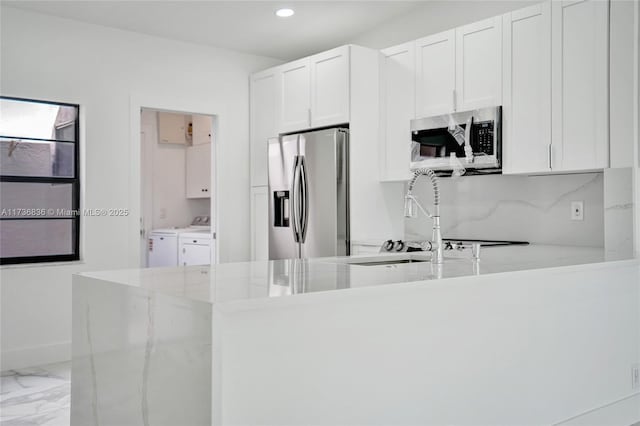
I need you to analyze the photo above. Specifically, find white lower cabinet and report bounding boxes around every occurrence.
[502,2,552,174]
[551,0,609,171]
[179,236,211,266]
[251,186,269,261]
[186,143,211,198]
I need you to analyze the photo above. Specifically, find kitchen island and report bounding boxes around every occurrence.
[71,245,640,426]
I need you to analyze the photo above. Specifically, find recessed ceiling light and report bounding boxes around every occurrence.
[275,8,295,18]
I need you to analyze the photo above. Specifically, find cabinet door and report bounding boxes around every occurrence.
[250,186,269,261]
[192,114,212,145]
[551,0,609,171]
[609,0,635,168]
[455,17,503,111]
[415,30,455,117]
[380,42,415,181]
[181,243,210,266]
[502,2,552,174]
[279,58,311,133]
[250,68,278,186]
[186,143,211,199]
[158,112,187,144]
[310,46,350,127]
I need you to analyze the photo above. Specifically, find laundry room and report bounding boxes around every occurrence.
[140,108,215,267]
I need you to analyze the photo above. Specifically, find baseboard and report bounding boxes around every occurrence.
[555,393,640,426]
[1,341,71,371]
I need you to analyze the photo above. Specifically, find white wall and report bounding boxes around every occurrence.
[0,6,280,370]
[406,173,605,247]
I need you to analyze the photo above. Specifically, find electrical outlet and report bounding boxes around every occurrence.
[571,201,584,221]
[632,364,640,390]
[159,208,167,219]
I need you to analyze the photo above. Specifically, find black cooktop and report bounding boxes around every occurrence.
[442,238,529,247]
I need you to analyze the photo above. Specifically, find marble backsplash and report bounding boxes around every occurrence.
[604,167,634,259]
[405,172,606,247]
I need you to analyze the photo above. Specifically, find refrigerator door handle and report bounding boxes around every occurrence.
[291,156,301,243]
[299,156,309,243]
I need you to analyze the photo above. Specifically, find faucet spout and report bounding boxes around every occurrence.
[405,168,443,264]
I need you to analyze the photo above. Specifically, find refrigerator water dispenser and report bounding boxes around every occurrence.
[273,191,290,227]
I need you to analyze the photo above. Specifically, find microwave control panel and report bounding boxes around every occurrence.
[472,121,494,155]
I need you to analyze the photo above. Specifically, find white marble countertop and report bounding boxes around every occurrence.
[79,244,631,306]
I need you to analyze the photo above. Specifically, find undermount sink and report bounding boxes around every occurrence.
[328,253,432,267]
[349,258,429,266]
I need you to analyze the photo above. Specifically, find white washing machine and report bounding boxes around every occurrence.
[148,216,212,267]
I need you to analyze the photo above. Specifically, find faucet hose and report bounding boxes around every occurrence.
[407,168,440,209]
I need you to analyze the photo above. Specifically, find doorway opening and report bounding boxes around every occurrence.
[139,108,216,268]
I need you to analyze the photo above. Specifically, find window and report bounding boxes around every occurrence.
[0,97,80,265]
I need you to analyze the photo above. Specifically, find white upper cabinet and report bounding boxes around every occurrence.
[415,30,455,117]
[414,19,502,118]
[551,0,609,171]
[192,115,212,145]
[279,58,312,133]
[502,2,552,174]
[250,68,279,187]
[609,0,635,168]
[380,42,415,181]
[310,46,350,128]
[158,112,188,144]
[278,46,350,133]
[186,143,211,199]
[455,17,503,111]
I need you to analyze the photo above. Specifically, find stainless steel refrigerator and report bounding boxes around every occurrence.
[268,128,349,260]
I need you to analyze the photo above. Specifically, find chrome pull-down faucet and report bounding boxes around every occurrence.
[404,168,444,264]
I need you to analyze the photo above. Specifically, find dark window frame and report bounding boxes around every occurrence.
[0,96,80,265]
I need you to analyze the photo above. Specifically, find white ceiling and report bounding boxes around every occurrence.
[5,1,425,60]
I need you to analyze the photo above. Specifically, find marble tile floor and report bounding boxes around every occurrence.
[0,362,70,426]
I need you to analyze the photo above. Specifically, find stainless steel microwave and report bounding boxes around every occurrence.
[410,106,502,175]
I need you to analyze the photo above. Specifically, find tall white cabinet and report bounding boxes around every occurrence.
[250,186,269,261]
[250,69,278,187]
[502,2,552,174]
[250,68,278,260]
[380,42,415,182]
[551,0,609,171]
